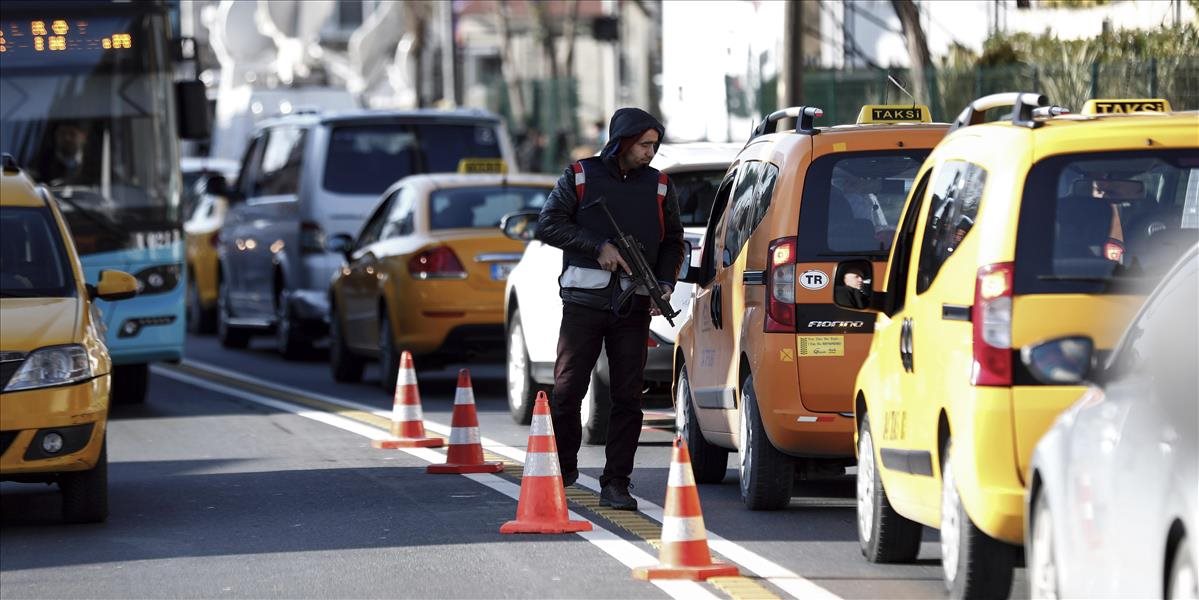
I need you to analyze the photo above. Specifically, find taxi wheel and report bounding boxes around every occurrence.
[581,365,610,446]
[60,437,108,524]
[275,290,310,360]
[329,309,364,383]
[217,277,251,349]
[738,374,793,510]
[940,440,1016,598]
[1168,537,1197,600]
[186,276,215,335]
[675,365,728,484]
[1027,487,1060,600]
[111,364,148,405]
[506,312,541,425]
[379,312,400,392]
[857,413,922,562]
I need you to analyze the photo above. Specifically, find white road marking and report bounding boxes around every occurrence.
[167,361,846,599]
[154,366,717,600]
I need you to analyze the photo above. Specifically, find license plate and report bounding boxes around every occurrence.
[491,262,516,280]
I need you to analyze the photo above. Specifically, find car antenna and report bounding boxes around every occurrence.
[888,75,917,108]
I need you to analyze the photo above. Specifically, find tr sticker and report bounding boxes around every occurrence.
[799,269,829,290]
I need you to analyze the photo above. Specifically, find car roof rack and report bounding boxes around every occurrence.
[949,92,1069,133]
[747,106,824,142]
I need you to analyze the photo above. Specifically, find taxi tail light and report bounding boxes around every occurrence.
[971,262,1013,386]
[300,221,325,254]
[409,246,467,279]
[765,237,797,333]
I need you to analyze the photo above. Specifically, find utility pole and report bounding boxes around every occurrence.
[779,0,804,108]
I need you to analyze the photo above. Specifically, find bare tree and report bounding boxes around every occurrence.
[561,0,580,78]
[497,2,527,125]
[529,1,560,80]
[890,0,936,104]
[403,1,431,106]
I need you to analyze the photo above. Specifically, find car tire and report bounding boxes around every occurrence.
[110,363,148,405]
[581,360,611,445]
[60,437,108,524]
[217,277,250,349]
[738,373,794,510]
[379,310,400,392]
[857,413,922,562]
[675,364,728,484]
[275,289,309,360]
[1168,536,1197,600]
[941,439,1016,598]
[186,276,215,335]
[329,307,364,383]
[506,312,542,425]
[1027,487,1059,599]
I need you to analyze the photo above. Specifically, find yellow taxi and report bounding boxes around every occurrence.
[831,95,1197,596]
[327,172,556,390]
[0,157,138,523]
[181,158,238,334]
[673,105,949,510]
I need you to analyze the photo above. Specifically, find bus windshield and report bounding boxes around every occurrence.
[0,8,180,256]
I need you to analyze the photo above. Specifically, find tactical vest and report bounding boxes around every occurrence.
[558,157,669,310]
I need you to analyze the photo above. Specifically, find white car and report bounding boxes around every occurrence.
[503,143,739,443]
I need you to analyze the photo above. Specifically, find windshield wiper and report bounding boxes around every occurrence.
[50,191,130,242]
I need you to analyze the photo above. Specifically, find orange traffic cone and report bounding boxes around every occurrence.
[633,437,739,581]
[371,351,444,449]
[500,391,592,534]
[428,369,504,474]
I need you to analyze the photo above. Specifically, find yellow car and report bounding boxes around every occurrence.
[831,96,1197,596]
[181,157,238,334]
[327,173,556,389]
[0,159,139,523]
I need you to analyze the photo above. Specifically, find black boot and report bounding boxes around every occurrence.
[562,470,578,488]
[599,481,637,511]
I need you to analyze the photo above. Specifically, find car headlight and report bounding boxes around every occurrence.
[3,345,93,392]
[133,264,182,295]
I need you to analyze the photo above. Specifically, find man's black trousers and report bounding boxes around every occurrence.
[550,298,651,488]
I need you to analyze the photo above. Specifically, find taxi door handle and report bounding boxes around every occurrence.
[900,317,914,373]
[710,285,723,329]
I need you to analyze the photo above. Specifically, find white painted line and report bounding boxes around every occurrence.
[168,361,845,600]
[154,366,715,600]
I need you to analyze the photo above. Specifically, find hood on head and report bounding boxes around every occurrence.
[599,107,666,163]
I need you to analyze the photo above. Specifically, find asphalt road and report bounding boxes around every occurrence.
[0,334,1029,599]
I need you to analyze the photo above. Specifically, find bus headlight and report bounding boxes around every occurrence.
[133,264,181,295]
[3,345,93,392]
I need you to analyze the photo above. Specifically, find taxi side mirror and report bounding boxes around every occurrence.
[326,233,355,261]
[832,259,883,312]
[1019,336,1095,385]
[203,174,230,198]
[676,240,693,281]
[500,210,540,242]
[90,270,139,301]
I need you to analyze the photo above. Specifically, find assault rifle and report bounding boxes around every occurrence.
[585,196,680,326]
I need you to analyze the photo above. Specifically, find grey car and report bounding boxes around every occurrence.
[216,109,516,358]
[1021,242,1198,599]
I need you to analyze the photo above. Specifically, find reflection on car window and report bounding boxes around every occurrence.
[917,161,986,294]
[1015,150,1199,294]
[0,207,73,297]
[428,186,549,230]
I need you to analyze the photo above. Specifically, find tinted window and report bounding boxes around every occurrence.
[357,192,396,248]
[428,186,550,230]
[886,170,932,315]
[0,207,74,297]
[723,162,761,265]
[382,186,416,239]
[1014,150,1199,295]
[699,175,735,287]
[916,161,986,294]
[255,127,305,196]
[797,150,929,261]
[323,122,503,195]
[671,169,727,227]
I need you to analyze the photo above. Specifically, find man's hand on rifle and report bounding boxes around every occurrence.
[649,284,673,316]
[598,242,631,274]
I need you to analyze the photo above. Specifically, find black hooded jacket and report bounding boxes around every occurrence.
[536,108,685,309]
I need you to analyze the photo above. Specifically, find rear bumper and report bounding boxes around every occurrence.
[0,377,108,476]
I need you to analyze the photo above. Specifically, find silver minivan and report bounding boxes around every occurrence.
[215,109,517,357]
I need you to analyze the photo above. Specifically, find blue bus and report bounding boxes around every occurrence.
[0,1,209,402]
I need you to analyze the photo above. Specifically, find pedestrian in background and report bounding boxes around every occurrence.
[535,107,685,510]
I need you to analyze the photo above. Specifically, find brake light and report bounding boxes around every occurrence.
[300,221,325,254]
[646,335,660,348]
[765,237,797,333]
[408,246,467,279]
[1103,238,1124,263]
[971,262,1013,386]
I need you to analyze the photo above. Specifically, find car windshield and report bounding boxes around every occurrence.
[428,186,550,230]
[1015,149,1199,294]
[0,206,74,298]
[797,150,930,260]
[323,122,504,195]
[671,169,726,227]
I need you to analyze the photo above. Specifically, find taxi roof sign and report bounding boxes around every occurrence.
[1080,98,1172,115]
[857,104,932,124]
[457,158,508,174]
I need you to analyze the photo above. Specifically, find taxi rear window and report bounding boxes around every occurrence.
[796,150,929,260]
[0,207,74,298]
[428,186,550,230]
[1015,149,1199,294]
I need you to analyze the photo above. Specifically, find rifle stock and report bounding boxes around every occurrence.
[584,196,680,326]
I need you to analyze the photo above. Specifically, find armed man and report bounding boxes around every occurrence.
[536,108,685,510]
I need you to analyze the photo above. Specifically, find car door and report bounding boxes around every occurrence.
[241,126,306,318]
[342,190,397,349]
[224,135,266,315]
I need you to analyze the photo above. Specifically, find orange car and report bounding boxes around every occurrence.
[674,105,949,509]
[326,173,556,389]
